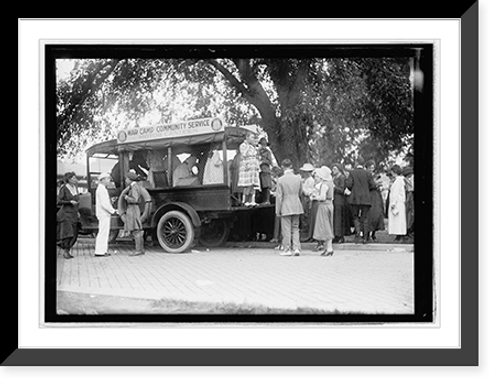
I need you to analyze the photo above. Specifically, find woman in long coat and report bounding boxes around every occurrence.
[365,160,385,242]
[331,163,347,243]
[388,165,407,241]
[57,172,79,259]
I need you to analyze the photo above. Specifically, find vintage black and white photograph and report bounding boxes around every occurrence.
[45,43,434,323]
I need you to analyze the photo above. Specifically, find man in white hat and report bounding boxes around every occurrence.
[95,172,118,257]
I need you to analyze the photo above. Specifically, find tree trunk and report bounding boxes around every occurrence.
[206,58,308,169]
[270,60,311,169]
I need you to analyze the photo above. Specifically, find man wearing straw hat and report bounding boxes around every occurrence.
[94,172,118,257]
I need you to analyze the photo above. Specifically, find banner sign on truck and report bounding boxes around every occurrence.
[117,117,224,144]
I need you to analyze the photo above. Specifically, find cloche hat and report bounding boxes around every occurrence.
[316,166,333,181]
[126,171,141,181]
[299,163,315,172]
[98,172,110,181]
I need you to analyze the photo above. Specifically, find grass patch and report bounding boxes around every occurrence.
[57,291,371,316]
[150,298,362,315]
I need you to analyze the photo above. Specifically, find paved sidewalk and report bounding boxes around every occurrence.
[56,239,414,314]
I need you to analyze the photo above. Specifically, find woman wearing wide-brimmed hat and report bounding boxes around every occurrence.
[311,166,335,256]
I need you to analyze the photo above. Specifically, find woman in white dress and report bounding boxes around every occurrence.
[388,165,407,241]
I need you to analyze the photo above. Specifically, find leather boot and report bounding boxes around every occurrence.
[139,231,145,254]
[63,249,72,259]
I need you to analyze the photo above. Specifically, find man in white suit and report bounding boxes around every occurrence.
[275,159,304,256]
[94,172,117,257]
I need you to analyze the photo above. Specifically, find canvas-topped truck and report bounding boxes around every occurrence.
[78,117,275,253]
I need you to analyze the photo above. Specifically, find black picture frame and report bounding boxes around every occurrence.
[42,43,434,326]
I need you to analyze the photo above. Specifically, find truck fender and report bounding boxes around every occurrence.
[152,202,202,230]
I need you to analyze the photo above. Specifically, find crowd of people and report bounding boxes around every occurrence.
[270,156,415,257]
[57,170,151,259]
[57,132,414,259]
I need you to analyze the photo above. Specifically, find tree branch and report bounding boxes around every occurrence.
[65,59,121,122]
[205,59,249,97]
[230,59,277,118]
[206,58,279,128]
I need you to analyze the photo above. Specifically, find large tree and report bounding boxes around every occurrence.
[56,55,413,166]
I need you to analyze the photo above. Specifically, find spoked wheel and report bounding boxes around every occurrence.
[199,219,230,248]
[156,210,195,253]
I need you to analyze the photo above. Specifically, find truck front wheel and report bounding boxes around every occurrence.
[156,210,195,254]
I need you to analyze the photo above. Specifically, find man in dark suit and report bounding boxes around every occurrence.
[345,157,377,243]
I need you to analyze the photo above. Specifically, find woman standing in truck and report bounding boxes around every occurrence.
[238,132,261,206]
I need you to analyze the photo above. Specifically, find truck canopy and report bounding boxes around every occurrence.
[86,126,256,157]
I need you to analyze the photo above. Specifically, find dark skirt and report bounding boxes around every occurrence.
[57,220,78,249]
[367,190,385,232]
[57,204,79,242]
[308,200,320,240]
[333,203,346,237]
[57,220,77,241]
[333,192,348,237]
[259,171,272,189]
[406,191,414,232]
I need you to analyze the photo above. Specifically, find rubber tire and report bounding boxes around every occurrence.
[199,219,230,248]
[156,210,195,254]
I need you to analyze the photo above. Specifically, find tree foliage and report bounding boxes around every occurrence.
[56,55,414,167]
